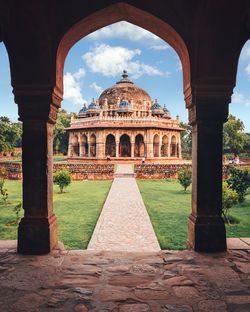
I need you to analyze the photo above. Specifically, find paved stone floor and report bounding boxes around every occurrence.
[0,241,249,312]
[88,165,160,252]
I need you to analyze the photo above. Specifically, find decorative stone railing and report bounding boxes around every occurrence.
[70,115,181,130]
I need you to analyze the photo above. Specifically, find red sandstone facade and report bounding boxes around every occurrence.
[67,71,183,162]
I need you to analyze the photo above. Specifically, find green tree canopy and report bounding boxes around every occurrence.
[53,109,77,155]
[180,122,192,152]
[0,117,22,153]
[223,114,247,156]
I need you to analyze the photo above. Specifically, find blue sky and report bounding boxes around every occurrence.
[0,21,250,131]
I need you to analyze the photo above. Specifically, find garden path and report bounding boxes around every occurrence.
[87,164,160,251]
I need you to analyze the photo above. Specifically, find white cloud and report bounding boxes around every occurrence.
[63,68,86,106]
[87,21,161,43]
[232,91,250,107]
[150,44,169,51]
[245,63,250,75]
[240,44,250,60]
[176,60,182,71]
[90,82,104,95]
[82,44,164,79]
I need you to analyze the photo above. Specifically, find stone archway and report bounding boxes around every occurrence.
[135,134,145,157]
[9,1,244,254]
[80,134,88,157]
[162,135,169,157]
[119,134,131,157]
[171,136,177,157]
[105,134,116,157]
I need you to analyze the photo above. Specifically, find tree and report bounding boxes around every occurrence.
[180,122,192,152]
[222,181,238,224]
[223,114,247,156]
[53,170,72,193]
[177,167,192,191]
[0,117,22,153]
[227,166,250,203]
[53,109,77,155]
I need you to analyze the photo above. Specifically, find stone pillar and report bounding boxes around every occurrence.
[178,141,182,158]
[146,131,153,158]
[14,86,61,254]
[186,85,231,252]
[79,142,84,157]
[159,137,162,157]
[96,132,105,159]
[131,140,135,158]
[167,143,171,157]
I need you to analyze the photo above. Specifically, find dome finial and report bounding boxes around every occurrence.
[122,70,128,79]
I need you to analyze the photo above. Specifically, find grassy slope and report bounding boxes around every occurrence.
[0,180,112,249]
[137,179,250,250]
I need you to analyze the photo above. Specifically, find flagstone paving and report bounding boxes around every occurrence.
[0,241,249,312]
[87,165,160,252]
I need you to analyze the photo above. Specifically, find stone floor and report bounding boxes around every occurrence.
[88,165,160,252]
[0,241,249,312]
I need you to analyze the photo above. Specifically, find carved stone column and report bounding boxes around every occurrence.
[131,140,135,158]
[146,131,153,158]
[159,137,162,157]
[14,86,62,254]
[185,84,232,252]
[115,135,119,157]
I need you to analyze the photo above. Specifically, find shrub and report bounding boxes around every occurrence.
[53,170,71,193]
[222,181,238,224]
[13,202,22,225]
[177,167,192,191]
[0,177,8,204]
[227,166,250,203]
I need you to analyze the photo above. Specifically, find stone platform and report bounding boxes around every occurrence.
[0,241,249,311]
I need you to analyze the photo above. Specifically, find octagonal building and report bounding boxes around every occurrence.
[67,71,183,162]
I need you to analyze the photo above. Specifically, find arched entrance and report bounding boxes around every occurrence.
[162,135,169,157]
[80,134,88,157]
[105,134,116,157]
[135,134,145,157]
[171,136,177,157]
[119,134,131,157]
[153,134,160,157]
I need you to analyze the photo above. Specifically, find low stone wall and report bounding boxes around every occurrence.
[0,161,249,180]
[135,164,192,179]
[0,162,22,180]
[0,162,115,180]
[53,163,114,180]
[135,163,250,179]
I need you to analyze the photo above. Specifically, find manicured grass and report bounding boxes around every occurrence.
[137,179,250,250]
[0,179,249,250]
[0,180,112,249]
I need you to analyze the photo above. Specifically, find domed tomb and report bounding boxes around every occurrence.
[98,70,152,110]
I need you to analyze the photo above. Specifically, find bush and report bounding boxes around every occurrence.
[227,166,250,203]
[0,177,8,204]
[177,167,192,191]
[222,181,238,224]
[53,170,71,193]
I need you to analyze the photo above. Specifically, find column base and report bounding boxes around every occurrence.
[187,214,227,252]
[17,214,58,255]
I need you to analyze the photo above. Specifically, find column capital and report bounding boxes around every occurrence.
[184,81,234,124]
[13,84,63,124]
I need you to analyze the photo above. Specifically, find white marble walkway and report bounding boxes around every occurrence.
[87,164,160,252]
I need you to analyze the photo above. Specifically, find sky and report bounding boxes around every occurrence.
[0,21,250,131]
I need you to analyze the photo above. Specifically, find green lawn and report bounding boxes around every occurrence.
[137,179,250,250]
[0,179,249,250]
[0,180,112,249]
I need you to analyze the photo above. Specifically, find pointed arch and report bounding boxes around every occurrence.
[105,133,116,157]
[56,3,190,96]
